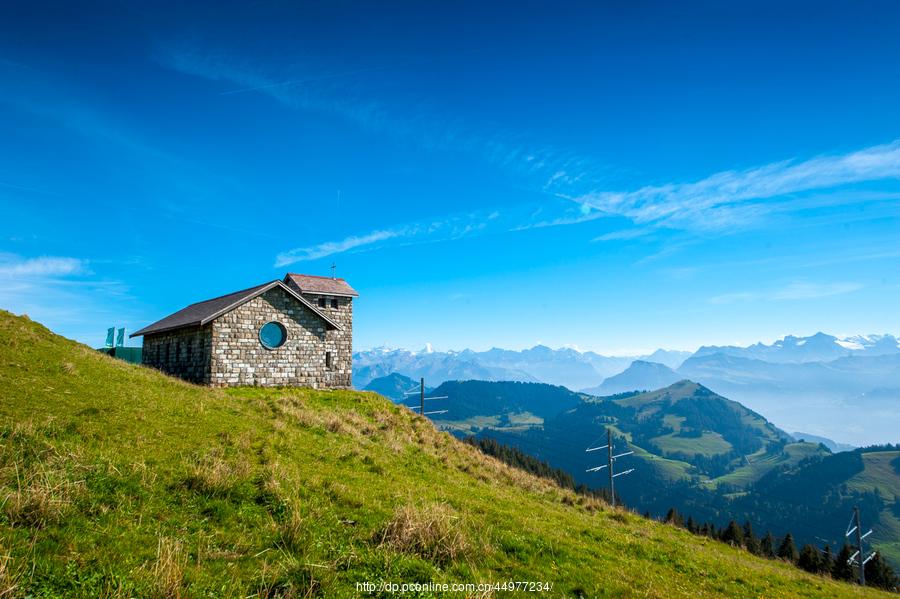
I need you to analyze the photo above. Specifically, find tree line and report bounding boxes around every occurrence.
[660,507,898,591]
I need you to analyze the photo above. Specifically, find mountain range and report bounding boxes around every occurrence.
[693,333,900,363]
[353,345,692,389]
[355,332,900,446]
[582,360,683,395]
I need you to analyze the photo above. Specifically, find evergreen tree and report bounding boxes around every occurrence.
[820,544,834,575]
[864,552,900,590]
[777,533,799,563]
[797,544,821,573]
[664,507,684,527]
[832,544,855,581]
[686,516,697,534]
[720,520,744,547]
[760,531,776,558]
[742,520,760,555]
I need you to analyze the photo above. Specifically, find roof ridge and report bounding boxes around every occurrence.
[287,273,347,281]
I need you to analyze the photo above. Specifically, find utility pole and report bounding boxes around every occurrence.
[855,507,865,587]
[607,428,615,507]
[586,427,633,508]
[845,506,875,586]
[402,378,449,417]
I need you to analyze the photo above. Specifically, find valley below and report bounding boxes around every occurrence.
[366,373,900,574]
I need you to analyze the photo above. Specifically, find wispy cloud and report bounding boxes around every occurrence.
[592,227,655,242]
[274,208,502,266]
[709,281,862,304]
[275,229,404,265]
[275,140,900,262]
[569,141,900,232]
[0,255,87,277]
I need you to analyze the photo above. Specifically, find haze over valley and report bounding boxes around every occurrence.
[355,332,900,446]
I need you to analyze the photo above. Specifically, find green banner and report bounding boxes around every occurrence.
[105,327,115,348]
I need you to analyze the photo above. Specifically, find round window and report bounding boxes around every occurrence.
[259,321,287,349]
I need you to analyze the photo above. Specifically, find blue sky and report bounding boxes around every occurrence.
[1,0,899,354]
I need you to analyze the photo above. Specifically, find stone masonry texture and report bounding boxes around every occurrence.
[141,325,212,385]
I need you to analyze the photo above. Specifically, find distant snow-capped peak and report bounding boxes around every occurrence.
[837,334,899,351]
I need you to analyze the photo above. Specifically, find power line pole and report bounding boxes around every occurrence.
[855,507,865,587]
[845,506,875,586]
[402,378,449,417]
[607,428,614,507]
[586,427,633,508]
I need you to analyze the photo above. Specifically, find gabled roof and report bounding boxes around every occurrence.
[284,273,359,297]
[131,280,340,337]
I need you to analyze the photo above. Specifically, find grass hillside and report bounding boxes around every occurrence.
[0,310,889,598]
[847,451,900,571]
[706,441,826,490]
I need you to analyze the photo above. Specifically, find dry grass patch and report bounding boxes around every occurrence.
[0,545,22,598]
[278,504,309,553]
[129,459,158,487]
[260,460,289,498]
[152,536,186,599]
[375,502,471,565]
[2,463,84,529]
[576,494,605,513]
[3,477,73,528]
[182,447,251,497]
[273,396,358,437]
[283,400,384,441]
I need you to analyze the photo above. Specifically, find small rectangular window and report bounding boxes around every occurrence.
[331,298,338,309]
[318,297,326,308]
[325,351,334,370]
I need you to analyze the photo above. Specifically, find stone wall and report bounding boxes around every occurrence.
[298,292,353,381]
[209,286,352,388]
[141,325,212,384]
[283,278,354,386]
